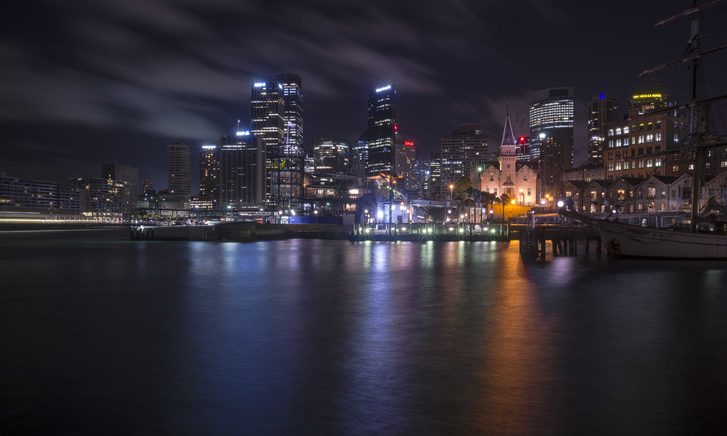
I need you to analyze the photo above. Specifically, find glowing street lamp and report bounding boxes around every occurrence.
[449,184,454,200]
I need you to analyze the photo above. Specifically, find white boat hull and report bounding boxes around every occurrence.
[598,221,727,259]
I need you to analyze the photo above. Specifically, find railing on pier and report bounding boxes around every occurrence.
[351,222,510,241]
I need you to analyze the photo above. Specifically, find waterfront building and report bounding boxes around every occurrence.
[0,172,79,214]
[101,163,139,198]
[440,124,488,186]
[72,177,127,217]
[702,170,727,207]
[364,84,397,177]
[167,142,191,202]
[632,174,693,213]
[583,179,609,213]
[562,180,590,212]
[101,163,139,213]
[218,132,266,209]
[313,139,350,175]
[528,87,574,196]
[198,145,219,207]
[587,93,617,165]
[604,177,642,213]
[478,112,538,205]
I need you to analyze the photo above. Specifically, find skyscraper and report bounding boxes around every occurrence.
[400,140,416,190]
[528,87,574,195]
[277,74,303,155]
[101,162,139,212]
[167,142,191,201]
[440,124,488,185]
[218,132,265,208]
[313,139,350,175]
[198,145,219,206]
[251,81,285,150]
[428,152,443,200]
[364,84,397,177]
[587,93,617,165]
[351,134,368,178]
[251,76,303,210]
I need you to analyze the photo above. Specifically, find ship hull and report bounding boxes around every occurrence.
[598,221,727,259]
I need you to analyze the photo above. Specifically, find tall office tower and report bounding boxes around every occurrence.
[587,93,617,165]
[276,74,303,155]
[428,152,443,200]
[313,139,350,175]
[440,124,488,185]
[364,84,397,177]
[528,87,574,195]
[528,87,575,162]
[251,81,285,150]
[251,77,303,210]
[351,134,368,178]
[218,132,265,209]
[411,158,430,197]
[400,140,416,189]
[167,142,191,201]
[198,145,219,205]
[101,162,139,212]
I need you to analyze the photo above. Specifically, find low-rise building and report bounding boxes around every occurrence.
[632,174,692,213]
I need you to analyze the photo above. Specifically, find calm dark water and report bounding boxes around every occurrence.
[1,231,727,435]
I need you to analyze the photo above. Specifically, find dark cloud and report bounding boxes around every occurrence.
[1,0,725,188]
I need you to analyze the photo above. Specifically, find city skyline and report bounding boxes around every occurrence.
[3,0,726,189]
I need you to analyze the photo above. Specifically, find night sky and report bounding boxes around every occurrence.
[1,0,726,190]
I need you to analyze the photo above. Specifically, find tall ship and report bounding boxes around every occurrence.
[569,0,727,259]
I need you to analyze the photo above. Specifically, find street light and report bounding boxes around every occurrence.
[449,184,454,200]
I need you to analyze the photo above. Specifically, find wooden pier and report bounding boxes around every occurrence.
[518,226,602,260]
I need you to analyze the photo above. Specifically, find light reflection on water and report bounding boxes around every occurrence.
[0,238,726,434]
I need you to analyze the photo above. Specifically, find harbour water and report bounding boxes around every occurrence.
[1,231,726,434]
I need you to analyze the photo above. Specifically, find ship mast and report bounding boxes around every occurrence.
[687,0,703,233]
[650,0,725,232]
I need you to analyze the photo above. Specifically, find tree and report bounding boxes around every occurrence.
[481,191,497,223]
[497,193,511,221]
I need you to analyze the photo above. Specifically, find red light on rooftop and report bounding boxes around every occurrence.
[518,136,527,145]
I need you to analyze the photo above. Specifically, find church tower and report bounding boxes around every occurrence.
[499,108,518,198]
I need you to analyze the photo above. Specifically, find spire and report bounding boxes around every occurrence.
[500,105,517,146]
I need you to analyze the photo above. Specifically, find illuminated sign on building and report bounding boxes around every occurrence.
[403,140,415,147]
[375,85,392,93]
[632,93,663,100]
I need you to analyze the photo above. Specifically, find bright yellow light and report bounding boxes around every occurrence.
[510,199,516,205]
[632,93,662,100]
